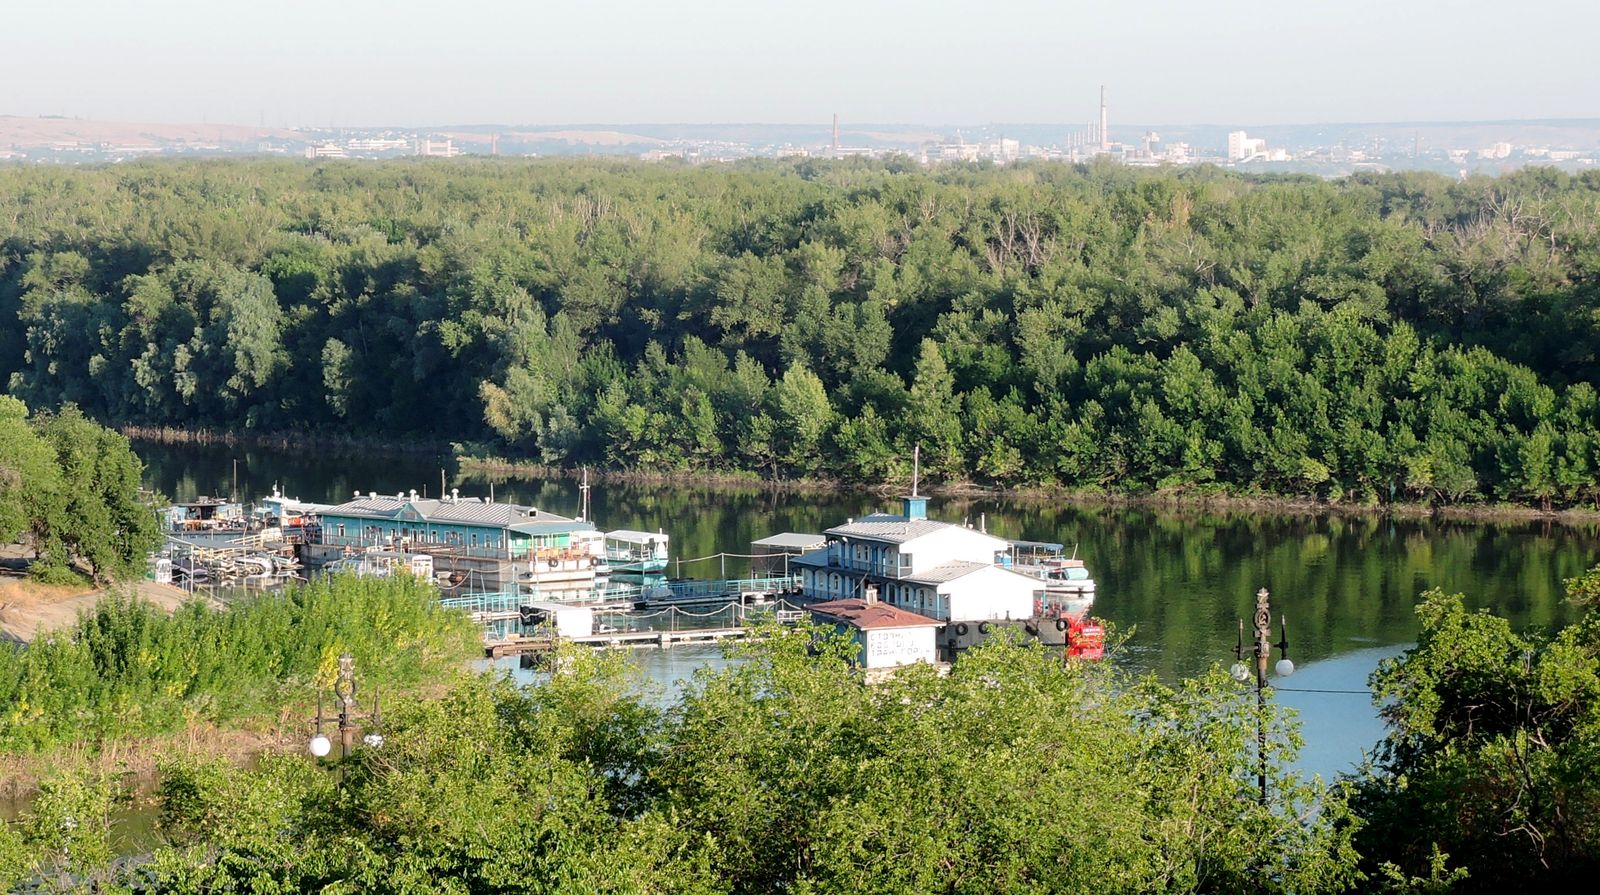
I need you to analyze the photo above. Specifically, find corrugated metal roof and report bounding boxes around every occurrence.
[809,599,941,630]
[790,550,831,568]
[898,560,992,585]
[824,516,1007,547]
[321,496,583,530]
[508,520,594,535]
[751,532,827,548]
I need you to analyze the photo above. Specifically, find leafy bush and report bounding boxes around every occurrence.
[0,573,479,752]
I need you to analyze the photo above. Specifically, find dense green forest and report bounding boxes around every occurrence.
[4,158,1600,506]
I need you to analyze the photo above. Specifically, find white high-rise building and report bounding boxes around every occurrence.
[1227,130,1268,162]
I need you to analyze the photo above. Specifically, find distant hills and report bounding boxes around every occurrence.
[3,113,1597,160]
[0,115,296,149]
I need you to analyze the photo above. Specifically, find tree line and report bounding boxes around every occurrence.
[4,158,1600,506]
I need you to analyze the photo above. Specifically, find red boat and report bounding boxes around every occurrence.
[1065,614,1106,661]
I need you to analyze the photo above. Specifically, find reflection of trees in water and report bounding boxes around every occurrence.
[138,441,1597,682]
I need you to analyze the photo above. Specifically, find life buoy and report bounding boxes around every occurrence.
[955,622,969,636]
[978,621,992,635]
[1055,618,1068,632]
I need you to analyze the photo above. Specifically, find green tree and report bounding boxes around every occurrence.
[27,406,160,584]
[1350,581,1600,891]
[906,338,964,477]
[771,365,833,476]
[0,395,62,549]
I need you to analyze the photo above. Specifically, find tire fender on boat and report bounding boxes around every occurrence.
[978,621,992,635]
[955,622,969,636]
[1055,618,1069,632]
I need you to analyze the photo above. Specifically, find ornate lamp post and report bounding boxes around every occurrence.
[308,652,383,759]
[1230,587,1293,805]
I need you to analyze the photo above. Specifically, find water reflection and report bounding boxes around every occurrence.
[137,441,1597,680]
[136,441,1600,779]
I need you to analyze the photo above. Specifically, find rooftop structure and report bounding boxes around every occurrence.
[794,492,1037,622]
[316,490,595,560]
[809,594,942,669]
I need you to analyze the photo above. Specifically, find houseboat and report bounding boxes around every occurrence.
[791,492,1104,660]
[1006,539,1097,620]
[307,489,604,597]
[603,529,669,579]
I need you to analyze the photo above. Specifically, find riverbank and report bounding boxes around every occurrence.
[119,425,451,457]
[0,546,202,643]
[122,426,1600,524]
[457,454,1600,525]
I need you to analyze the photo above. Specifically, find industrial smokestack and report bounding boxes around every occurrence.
[832,113,840,156]
[1099,85,1109,152]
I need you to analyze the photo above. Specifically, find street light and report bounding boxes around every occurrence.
[1232,587,1291,805]
[308,652,382,760]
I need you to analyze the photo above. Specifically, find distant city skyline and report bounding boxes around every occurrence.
[2,0,1596,128]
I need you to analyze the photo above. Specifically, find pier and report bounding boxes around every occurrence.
[484,625,757,657]
[452,591,809,658]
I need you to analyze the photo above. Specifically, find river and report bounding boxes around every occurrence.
[137,440,1599,781]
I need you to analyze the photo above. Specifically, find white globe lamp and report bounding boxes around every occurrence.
[308,734,332,758]
[1275,658,1295,678]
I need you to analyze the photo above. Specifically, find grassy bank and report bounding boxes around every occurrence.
[0,574,479,758]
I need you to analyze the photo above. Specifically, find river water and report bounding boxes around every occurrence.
[137,441,1599,781]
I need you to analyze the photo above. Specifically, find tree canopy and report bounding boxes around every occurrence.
[0,397,160,583]
[4,158,1600,506]
[0,629,1361,894]
[1349,571,1600,890]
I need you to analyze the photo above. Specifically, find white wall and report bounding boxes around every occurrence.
[553,606,595,638]
[944,565,1037,621]
[860,626,937,669]
[898,527,1007,575]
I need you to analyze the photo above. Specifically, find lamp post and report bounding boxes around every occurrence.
[308,652,383,760]
[1230,587,1293,805]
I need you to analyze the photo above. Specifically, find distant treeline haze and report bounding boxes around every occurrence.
[3,158,1599,507]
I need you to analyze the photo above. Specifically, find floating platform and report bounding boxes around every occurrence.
[484,626,752,657]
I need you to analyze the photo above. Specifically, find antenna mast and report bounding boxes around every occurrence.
[579,467,591,522]
[912,445,920,497]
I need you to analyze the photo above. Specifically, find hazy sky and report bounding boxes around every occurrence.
[2,0,1594,127]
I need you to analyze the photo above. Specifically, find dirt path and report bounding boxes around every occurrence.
[0,567,202,643]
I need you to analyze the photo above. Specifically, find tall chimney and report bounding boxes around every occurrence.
[832,113,840,156]
[1099,85,1109,152]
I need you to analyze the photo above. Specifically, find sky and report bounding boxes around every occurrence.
[1,0,1595,128]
